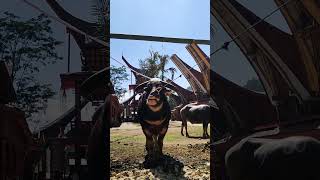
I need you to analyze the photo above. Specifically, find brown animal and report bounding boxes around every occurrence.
[171,103,185,121]
[225,136,320,180]
[110,94,123,127]
[180,103,217,138]
[135,78,175,167]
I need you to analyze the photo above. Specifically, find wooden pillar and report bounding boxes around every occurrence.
[46,147,51,179]
[74,80,81,180]
[67,31,71,73]
[50,140,65,180]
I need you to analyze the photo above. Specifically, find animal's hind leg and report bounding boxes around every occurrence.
[181,121,185,136]
[203,122,209,139]
[185,119,190,137]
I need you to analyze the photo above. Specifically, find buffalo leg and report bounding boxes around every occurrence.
[142,128,154,157]
[203,122,209,139]
[181,121,186,136]
[158,127,168,156]
[185,119,190,137]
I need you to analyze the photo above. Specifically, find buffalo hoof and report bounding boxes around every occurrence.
[181,132,184,136]
[186,134,190,138]
[143,159,157,168]
[143,154,160,168]
[203,134,210,139]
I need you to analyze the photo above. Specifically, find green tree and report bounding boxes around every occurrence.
[159,54,169,80]
[0,12,62,118]
[243,77,264,92]
[90,0,109,41]
[139,50,172,79]
[110,65,129,97]
[139,50,160,78]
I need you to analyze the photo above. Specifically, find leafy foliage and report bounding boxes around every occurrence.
[159,53,170,80]
[110,65,129,97]
[139,50,171,79]
[0,12,62,118]
[90,0,109,40]
[91,0,110,69]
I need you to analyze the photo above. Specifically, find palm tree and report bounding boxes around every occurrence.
[139,50,171,79]
[159,54,169,80]
[139,50,160,78]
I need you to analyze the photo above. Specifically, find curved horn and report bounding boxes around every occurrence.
[80,67,110,97]
[121,93,137,105]
[133,80,150,93]
[160,80,176,90]
[134,79,176,94]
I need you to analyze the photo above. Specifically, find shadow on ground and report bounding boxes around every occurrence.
[186,135,210,139]
[147,154,186,180]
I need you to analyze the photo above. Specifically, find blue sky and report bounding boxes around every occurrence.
[110,0,210,93]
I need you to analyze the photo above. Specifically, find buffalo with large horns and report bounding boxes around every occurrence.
[135,78,175,167]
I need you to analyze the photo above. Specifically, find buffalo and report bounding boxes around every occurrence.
[171,103,186,122]
[135,78,174,167]
[225,136,320,180]
[180,103,216,139]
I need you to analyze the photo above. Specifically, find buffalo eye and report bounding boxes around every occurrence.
[162,88,172,96]
[144,83,152,91]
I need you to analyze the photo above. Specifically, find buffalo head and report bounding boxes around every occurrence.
[135,78,174,112]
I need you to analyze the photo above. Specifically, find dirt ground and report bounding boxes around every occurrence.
[110,121,211,180]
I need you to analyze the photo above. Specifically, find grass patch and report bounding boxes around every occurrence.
[111,134,145,143]
[111,125,210,143]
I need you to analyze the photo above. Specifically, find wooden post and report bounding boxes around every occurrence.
[74,80,81,180]
[67,31,71,73]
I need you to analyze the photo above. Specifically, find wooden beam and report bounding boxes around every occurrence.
[110,33,210,45]
[301,0,320,25]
